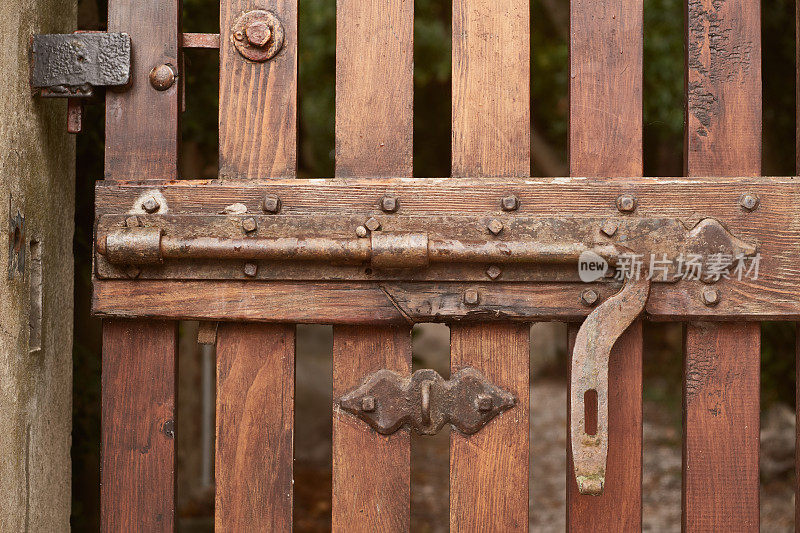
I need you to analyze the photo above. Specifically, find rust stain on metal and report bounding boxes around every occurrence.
[338,367,516,435]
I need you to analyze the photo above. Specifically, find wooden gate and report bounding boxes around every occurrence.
[89,0,798,530]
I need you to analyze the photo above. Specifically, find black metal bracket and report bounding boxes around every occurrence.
[29,32,131,98]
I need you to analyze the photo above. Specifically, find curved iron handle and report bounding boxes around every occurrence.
[570,275,651,495]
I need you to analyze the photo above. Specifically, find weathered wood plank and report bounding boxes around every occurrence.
[567,0,643,527]
[683,0,761,529]
[219,0,297,178]
[450,0,530,529]
[101,320,177,532]
[332,0,414,529]
[105,0,180,179]
[332,327,411,530]
[214,323,294,530]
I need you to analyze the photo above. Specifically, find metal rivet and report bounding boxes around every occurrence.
[125,215,140,228]
[365,217,381,232]
[702,287,720,306]
[149,64,176,91]
[739,194,759,212]
[355,225,369,238]
[245,20,272,47]
[486,265,502,280]
[487,219,504,235]
[242,217,258,233]
[600,220,618,237]
[463,289,480,306]
[476,394,493,412]
[262,194,281,213]
[142,197,161,213]
[581,289,599,307]
[616,194,637,213]
[501,195,519,211]
[243,262,258,277]
[361,396,375,412]
[234,31,244,41]
[380,196,398,213]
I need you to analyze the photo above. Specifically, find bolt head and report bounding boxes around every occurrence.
[142,197,161,214]
[149,64,176,91]
[262,194,281,213]
[616,194,637,213]
[487,219,504,235]
[501,195,520,211]
[581,289,599,307]
[739,194,759,212]
[380,196,398,213]
[242,217,258,233]
[355,225,369,238]
[476,394,493,412]
[361,396,376,412]
[702,287,720,306]
[245,20,272,47]
[600,220,618,237]
[365,217,381,232]
[486,265,502,280]
[463,289,480,306]
[243,262,258,277]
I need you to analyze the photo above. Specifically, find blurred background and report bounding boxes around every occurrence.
[73,0,797,530]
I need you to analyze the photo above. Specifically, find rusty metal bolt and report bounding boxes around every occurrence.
[125,215,141,228]
[141,197,161,214]
[262,194,281,213]
[355,225,369,238]
[242,217,258,233]
[739,193,760,212]
[245,20,272,47]
[361,396,376,412]
[486,265,502,280]
[149,64,176,91]
[380,196,398,213]
[501,195,520,211]
[463,289,480,306]
[476,394,493,412]
[243,262,258,277]
[616,194,637,213]
[487,219,504,236]
[581,289,599,307]
[702,287,720,306]
[600,220,618,237]
[365,217,381,232]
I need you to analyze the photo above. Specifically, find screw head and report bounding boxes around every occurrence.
[501,195,520,211]
[476,394,493,412]
[486,265,502,280]
[487,219,504,235]
[365,217,381,232]
[702,287,720,306]
[245,20,272,47]
[361,396,376,412]
[262,194,281,213]
[142,197,161,213]
[380,196,398,213]
[581,289,599,307]
[616,194,637,213]
[242,217,258,233]
[739,194,760,212]
[463,289,480,306]
[600,220,618,237]
[243,262,258,277]
[355,225,369,238]
[149,64,176,91]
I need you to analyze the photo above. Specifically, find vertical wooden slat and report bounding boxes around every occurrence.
[450,0,530,530]
[215,0,298,530]
[683,0,762,530]
[101,320,177,531]
[215,324,294,529]
[796,3,799,527]
[332,0,414,530]
[102,0,180,529]
[567,0,643,530]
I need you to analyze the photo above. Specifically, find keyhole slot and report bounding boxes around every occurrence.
[584,389,598,436]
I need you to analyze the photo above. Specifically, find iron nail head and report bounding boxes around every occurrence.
[355,225,369,238]
[616,194,637,213]
[581,289,599,307]
[365,217,381,232]
[501,195,520,211]
[600,220,618,237]
[702,287,720,306]
[243,262,258,277]
[141,197,161,214]
[262,194,281,213]
[486,265,502,280]
[149,64,176,91]
[487,219,504,235]
[739,194,759,212]
[380,196,398,213]
[463,289,480,306]
[242,217,258,233]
